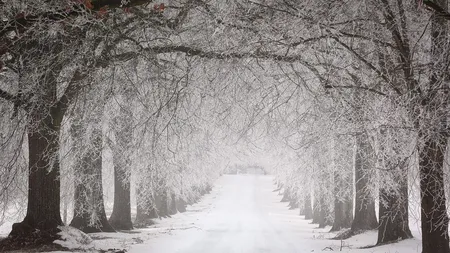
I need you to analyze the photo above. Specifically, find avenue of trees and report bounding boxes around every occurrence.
[0,0,449,253]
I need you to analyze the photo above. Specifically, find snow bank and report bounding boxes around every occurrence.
[54,226,94,250]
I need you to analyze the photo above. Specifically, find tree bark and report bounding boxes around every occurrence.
[176,198,187,213]
[7,82,64,246]
[417,0,450,251]
[108,160,133,230]
[330,171,353,232]
[377,172,411,244]
[419,135,449,253]
[109,102,133,230]
[135,188,157,228]
[9,123,63,238]
[169,193,178,215]
[70,129,115,233]
[376,129,411,244]
[351,132,377,233]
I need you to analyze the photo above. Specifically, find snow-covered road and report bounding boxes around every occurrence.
[129,175,321,253]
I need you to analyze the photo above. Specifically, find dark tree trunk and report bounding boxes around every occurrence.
[304,193,313,220]
[155,192,170,218]
[8,86,65,246]
[417,0,450,252]
[419,135,449,253]
[135,189,157,228]
[169,194,178,215]
[176,198,187,213]
[109,102,133,230]
[9,121,63,240]
[330,171,353,232]
[70,129,114,233]
[351,132,377,233]
[377,172,411,244]
[108,161,133,230]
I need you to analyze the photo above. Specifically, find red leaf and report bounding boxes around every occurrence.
[98,6,108,16]
[159,3,165,11]
[85,0,93,9]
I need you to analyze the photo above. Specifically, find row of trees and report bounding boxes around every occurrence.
[0,0,449,252]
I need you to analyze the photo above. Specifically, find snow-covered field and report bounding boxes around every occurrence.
[0,175,423,252]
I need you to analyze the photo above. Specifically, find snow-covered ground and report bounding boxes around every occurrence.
[1,174,423,252]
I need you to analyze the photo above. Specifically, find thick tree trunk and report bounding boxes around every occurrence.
[109,103,133,230]
[176,198,187,213]
[70,129,114,233]
[8,108,64,246]
[304,193,313,220]
[418,0,449,251]
[351,132,377,233]
[108,162,133,230]
[135,189,157,228]
[377,176,411,244]
[419,136,449,253]
[330,171,353,232]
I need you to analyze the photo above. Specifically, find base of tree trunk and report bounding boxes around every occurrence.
[176,199,187,213]
[0,222,64,251]
[70,216,115,233]
[288,199,299,210]
[332,229,355,240]
[134,218,156,228]
[281,190,291,202]
[109,217,133,231]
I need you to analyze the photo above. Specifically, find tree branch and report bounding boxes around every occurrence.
[1,0,154,40]
[332,37,402,95]
[324,84,388,97]
[0,88,16,103]
[423,0,450,20]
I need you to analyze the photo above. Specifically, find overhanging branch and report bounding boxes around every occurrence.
[0,89,16,103]
[423,0,450,20]
[1,0,154,39]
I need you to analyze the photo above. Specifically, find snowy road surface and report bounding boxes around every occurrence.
[130,175,323,253]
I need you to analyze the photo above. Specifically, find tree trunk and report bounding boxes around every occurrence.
[169,193,178,215]
[351,132,377,233]
[312,189,321,224]
[377,171,411,244]
[108,161,133,230]
[135,188,157,228]
[304,193,313,220]
[281,188,291,202]
[418,0,450,251]
[8,109,63,244]
[419,135,449,253]
[318,195,328,228]
[289,196,299,210]
[330,171,353,232]
[109,103,133,230]
[70,129,114,233]
[176,198,187,213]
